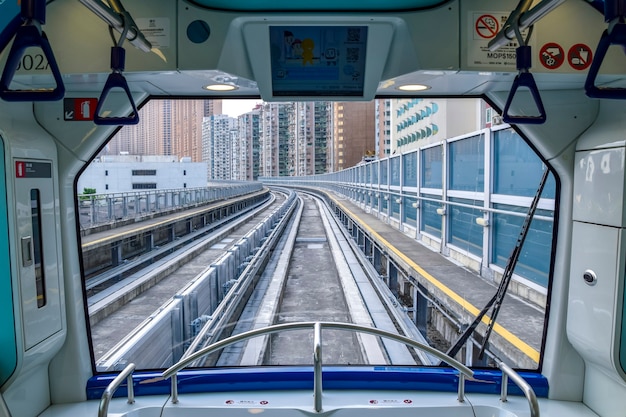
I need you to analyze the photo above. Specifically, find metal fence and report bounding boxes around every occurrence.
[78,182,263,229]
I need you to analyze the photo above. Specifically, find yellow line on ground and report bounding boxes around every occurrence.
[332,197,540,363]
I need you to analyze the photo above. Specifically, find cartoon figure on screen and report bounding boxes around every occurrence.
[292,39,303,58]
[283,30,295,59]
[301,38,315,65]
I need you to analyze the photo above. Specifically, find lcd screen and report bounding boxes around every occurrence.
[269,26,368,96]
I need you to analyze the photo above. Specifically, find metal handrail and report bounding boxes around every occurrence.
[162,321,474,408]
[498,361,540,417]
[98,363,135,417]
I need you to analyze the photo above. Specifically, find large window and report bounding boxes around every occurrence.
[78,99,551,377]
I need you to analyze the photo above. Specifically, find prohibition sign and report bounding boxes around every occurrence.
[539,43,564,70]
[568,43,593,70]
[475,14,499,39]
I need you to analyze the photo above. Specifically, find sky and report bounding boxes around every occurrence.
[222,99,262,118]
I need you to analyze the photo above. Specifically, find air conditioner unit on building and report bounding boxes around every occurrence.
[492,115,503,125]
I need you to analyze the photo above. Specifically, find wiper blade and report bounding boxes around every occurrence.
[447,167,550,360]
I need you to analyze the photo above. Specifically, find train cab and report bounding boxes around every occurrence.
[1,1,626,417]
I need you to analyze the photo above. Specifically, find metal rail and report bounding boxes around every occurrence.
[499,361,540,417]
[98,363,135,417]
[488,0,567,51]
[162,321,474,408]
[78,0,152,52]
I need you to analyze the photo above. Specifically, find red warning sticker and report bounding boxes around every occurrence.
[475,14,499,39]
[568,44,593,71]
[539,43,564,70]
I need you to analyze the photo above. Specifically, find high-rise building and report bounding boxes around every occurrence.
[259,102,292,177]
[331,101,376,171]
[204,99,222,117]
[392,98,482,152]
[375,99,392,159]
[170,100,205,162]
[106,99,219,162]
[202,114,237,180]
[281,101,331,176]
[237,106,261,180]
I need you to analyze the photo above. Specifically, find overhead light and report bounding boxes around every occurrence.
[204,84,238,91]
[397,84,430,91]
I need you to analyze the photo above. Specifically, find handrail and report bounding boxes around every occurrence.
[78,0,152,52]
[162,321,474,407]
[0,0,65,102]
[488,0,567,52]
[498,361,540,417]
[585,0,626,99]
[94,13,139,126]
[98,363,135,417]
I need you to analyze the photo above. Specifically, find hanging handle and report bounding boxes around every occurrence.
[502,45,546,125]
[585,23,626,99]
[94,46,139,125]
[0,18,65,101]
[0,0,64,101]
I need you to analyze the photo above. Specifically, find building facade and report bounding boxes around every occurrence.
[331,101,376,171]
[202,114,237,180]
[77,155,207,194]
[237,107,261,180]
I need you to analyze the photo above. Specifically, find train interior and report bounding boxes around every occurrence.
[1,0,626,416]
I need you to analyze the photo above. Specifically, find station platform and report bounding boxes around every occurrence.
[322,190,544,369]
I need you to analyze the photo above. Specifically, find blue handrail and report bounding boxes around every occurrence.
[0,0,65,102]
[94,7,140,126]
[502,45,546,125]
[94,45,139,125]
[585,0,626,99]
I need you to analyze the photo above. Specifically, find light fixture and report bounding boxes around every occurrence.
[397,84,430,91]
[203,84,238,91]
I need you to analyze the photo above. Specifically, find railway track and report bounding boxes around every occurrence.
[91,189,428,371]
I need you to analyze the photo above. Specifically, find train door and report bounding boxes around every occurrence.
[0,137,16,388]
[14,159,63,350]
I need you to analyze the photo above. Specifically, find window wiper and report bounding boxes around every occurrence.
[447,167,550,360]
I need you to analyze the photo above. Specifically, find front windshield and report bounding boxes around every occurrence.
[79,98,554,372]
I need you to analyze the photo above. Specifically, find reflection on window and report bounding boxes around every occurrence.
[403,152,417,186]
[390,157,400,186]
[492,204,553,286]
[448,197,483,257]
[493,129,556,198]
[380,159,388,185]
[421,146,442,189]
[449,135,484,192]
[420,196,441,237]
[31,189,46,308]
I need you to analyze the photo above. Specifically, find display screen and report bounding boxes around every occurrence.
[269,26,368,97]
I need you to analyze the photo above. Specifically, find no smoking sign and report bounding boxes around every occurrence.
[475,14,499,39]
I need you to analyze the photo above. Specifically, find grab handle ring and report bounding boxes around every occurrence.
[0,0,65,101]
[502,45,546,124]
[585,23,626,99]
[94,46,139,125]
